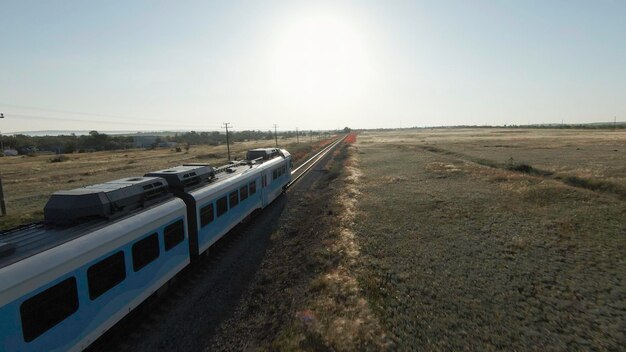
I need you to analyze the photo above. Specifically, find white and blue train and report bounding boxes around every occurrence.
[0,148,292,352]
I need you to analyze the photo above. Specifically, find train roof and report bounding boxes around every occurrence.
[44,176,171,224]
[0,199,187,302]
[0,176,176,270]
[246,148,280,160]
[188,151,290,197]
[0,148,292,270]
[145,164,215,192]
[0,198,183,270]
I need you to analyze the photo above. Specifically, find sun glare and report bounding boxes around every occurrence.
[269,13,371,107]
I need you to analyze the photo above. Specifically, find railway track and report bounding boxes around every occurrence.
[87,135,348,352]
[287,134,348,189]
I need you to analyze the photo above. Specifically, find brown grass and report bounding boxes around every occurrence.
[265,145,390,351]
[351,129,625,350]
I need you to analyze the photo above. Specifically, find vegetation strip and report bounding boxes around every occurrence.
[418,145,626,200]
[285,144,389,350]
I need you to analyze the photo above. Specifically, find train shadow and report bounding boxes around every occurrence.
[187,194,289,347]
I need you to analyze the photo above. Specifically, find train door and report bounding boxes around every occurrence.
[261,173,268,207]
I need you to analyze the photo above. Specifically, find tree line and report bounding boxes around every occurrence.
[1,129,338,155]
[2,131,134,154]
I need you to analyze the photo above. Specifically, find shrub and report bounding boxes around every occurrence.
[49,154,69,163]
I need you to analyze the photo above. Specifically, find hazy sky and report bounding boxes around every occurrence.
[1,0,625,133]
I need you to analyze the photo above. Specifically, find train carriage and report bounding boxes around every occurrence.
[147,148,292,256]
[0,178,189,352]
[192,149,291,253]
[0,147,292,351]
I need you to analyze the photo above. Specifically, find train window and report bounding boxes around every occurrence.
[249,181,256,194]
[20,277,79,342]
[273,169,278,180]
[164,220,185,250]
[132,233,160,272]
[200,203,214,227]
[240,185,248,201]
[282,165,286,175]
[216,196,228,217]
[229,190,239,208]
[87,252,126,300]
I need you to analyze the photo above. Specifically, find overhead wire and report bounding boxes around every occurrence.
[0,103,313,133]
[0,113,295,134]
[5,113,222,129]
[0,103,201,125]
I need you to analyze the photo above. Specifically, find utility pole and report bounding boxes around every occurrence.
[310,130,313,143]
[0,113,4,152]
[615,116,617,131]
[0,113,5,215]
[296,127,299,144]
[0,173,5,216]
[222,122,232,161]
[273,124,278,148]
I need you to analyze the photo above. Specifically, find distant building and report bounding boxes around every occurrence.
[3,149,18,157]
[133,136,158,148]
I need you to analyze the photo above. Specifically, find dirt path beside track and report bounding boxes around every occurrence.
[204,144,388,351]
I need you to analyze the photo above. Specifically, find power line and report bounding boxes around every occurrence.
[3,111,292,132]
[5,113,222,129]
[0,103,221,126]
[2,110,324,136]
[0,103,183,124]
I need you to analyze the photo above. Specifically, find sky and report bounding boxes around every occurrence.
[1,0,625,133]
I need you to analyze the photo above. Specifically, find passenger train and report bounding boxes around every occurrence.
[0,148,292,351]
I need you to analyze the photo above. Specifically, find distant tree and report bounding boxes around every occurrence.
[343,127,351,133]
[64,140,77,153]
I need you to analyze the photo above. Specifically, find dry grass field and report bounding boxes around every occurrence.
[350,129,625,350]
[2,129,623,350]
[0,137,330,230]
[200,129,624,350]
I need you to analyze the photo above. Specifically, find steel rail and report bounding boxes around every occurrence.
[286,134,348,189]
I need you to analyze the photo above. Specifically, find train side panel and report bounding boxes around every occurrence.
[0,199,189,352]
[192,154,291,255]
[263,157,291,205]
[195,174,262,253]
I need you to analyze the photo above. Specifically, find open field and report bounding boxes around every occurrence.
[2,129,623,350]
[352,129,625,350]
[183,128,624,350]
[129,128,623,350]
[0,137,331,230]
